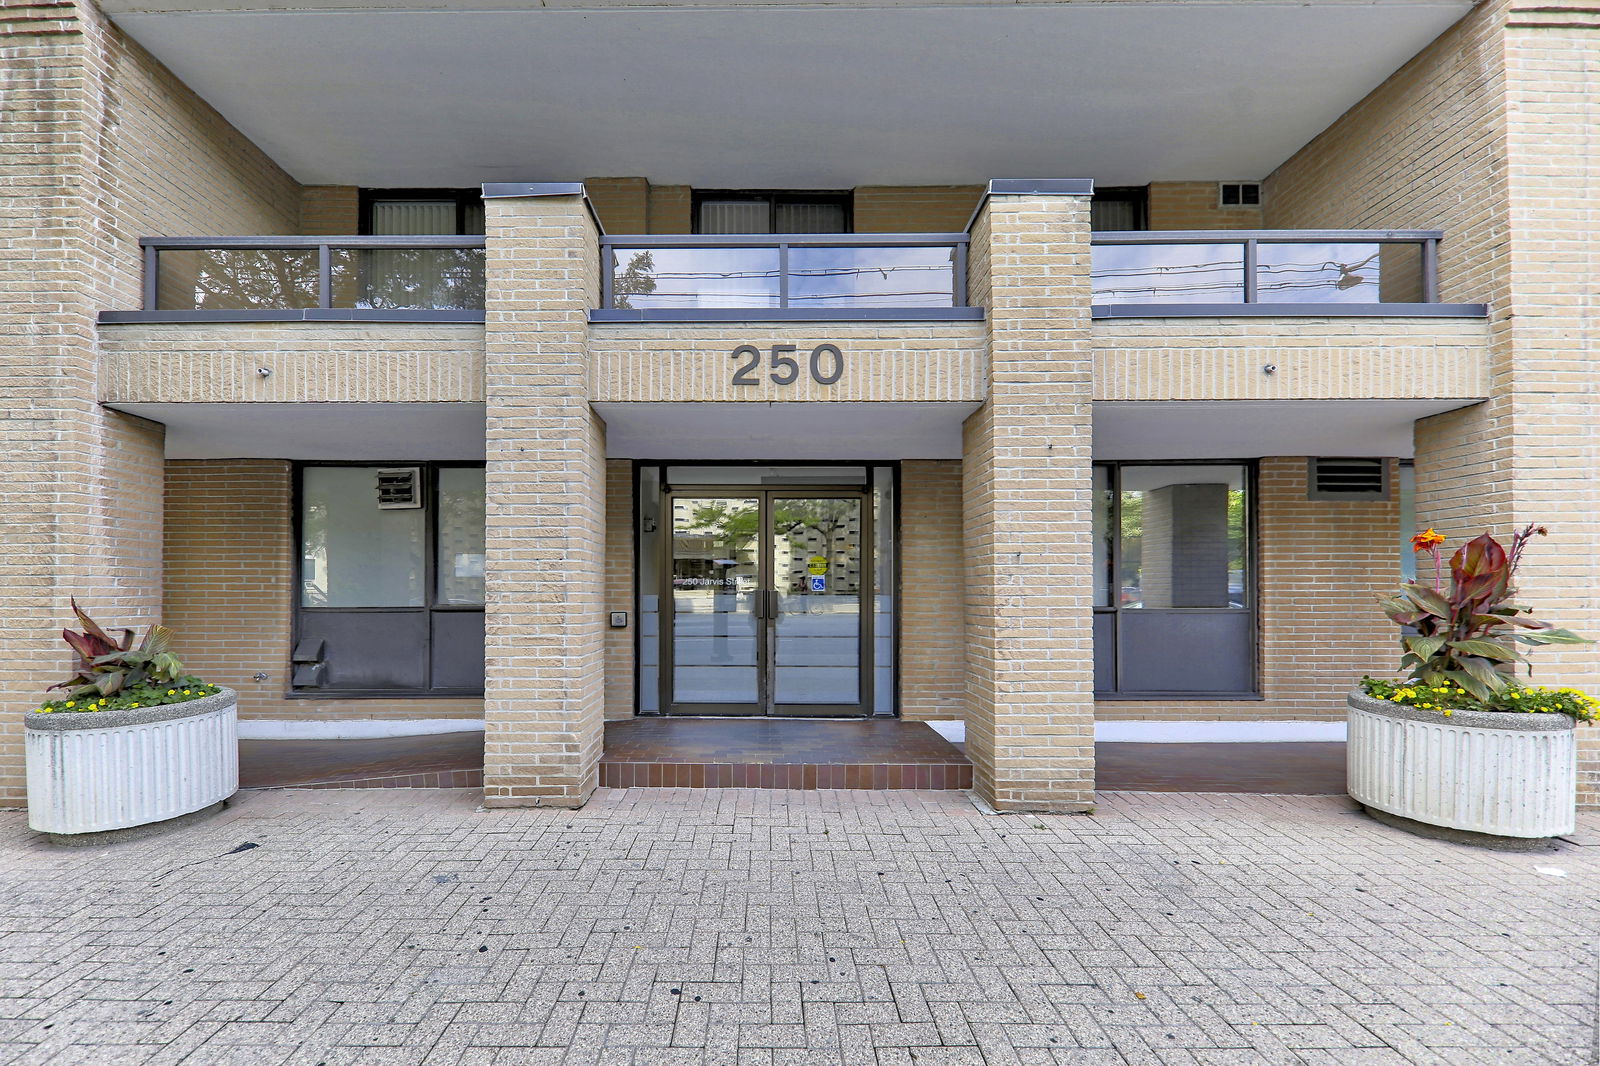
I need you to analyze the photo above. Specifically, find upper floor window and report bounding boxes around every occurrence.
[361,189,485,236]
[694,191,852,234]
[1091,186,1148,231]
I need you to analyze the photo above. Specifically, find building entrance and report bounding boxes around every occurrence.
[663,487,872,716]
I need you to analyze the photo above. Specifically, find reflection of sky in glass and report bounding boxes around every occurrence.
[788,247,955,307]
[610,245,959,308]
[612,248,779,308]
[1257,243,1382,303]
[1091,244,1245,303]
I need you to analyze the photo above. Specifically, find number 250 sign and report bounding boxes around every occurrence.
[731,344,844,387]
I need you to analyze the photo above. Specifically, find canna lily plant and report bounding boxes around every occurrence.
[1377,524,1589,703]
[50,598,186,701]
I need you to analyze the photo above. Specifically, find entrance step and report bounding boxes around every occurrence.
[599,718,973,790]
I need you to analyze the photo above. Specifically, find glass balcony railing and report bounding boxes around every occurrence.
[1091,231,1442,309]
[598,235,971,317]
[136,237,486,317]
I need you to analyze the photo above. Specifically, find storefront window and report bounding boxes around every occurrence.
[296,464,485,694]
[300,467,425,608]
[437,467,486,606]
[1095,462,1256,697]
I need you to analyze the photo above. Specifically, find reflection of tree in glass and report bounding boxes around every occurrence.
[360,248,485,310]
[688,502,759,560]
[188,249,318,310]
[612,251,657,310]
[176,247,488,311]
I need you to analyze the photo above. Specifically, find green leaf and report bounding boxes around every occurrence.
[1406,585,1453,619]
[1447,639,1521,662]
[1440,669,1493,702]
[1404,635,1448,661]
[1456,656,1510,693]
[1520,627,1590,646]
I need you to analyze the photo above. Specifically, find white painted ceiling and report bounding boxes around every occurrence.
[1093,399,1470,460]
[594,401,980,459]
[115,397,1470,460]
[115,402,487,459]
[105,0,1473,188]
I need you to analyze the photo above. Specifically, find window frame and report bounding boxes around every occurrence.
[1093,459,1260,699]
[291,460,486,698]
[359,188,485,236]
[691,190,854,234]
[1091,186,1149,231]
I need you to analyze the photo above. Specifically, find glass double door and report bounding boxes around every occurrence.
[664,489,871,716]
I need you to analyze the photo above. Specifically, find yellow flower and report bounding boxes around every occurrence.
[64,701,75,708]
[39,708,52,714]
[1442,710,1454,717]
[183,690,192,695]
[167,689,176,696]
[130,702,140,708]
[1510,692,1521,699]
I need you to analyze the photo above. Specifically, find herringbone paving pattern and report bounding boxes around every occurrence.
[0,788,1594,1065]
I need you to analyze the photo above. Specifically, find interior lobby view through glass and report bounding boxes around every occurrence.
[636,465,895,718]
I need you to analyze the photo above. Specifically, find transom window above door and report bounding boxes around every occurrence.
[694,191,852,234]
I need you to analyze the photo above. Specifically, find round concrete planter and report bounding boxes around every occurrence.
[1347,689,1576,843]
[24,688,238,838]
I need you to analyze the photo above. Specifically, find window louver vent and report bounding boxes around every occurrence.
[1308,458,1388,500]
[376,467,422,509]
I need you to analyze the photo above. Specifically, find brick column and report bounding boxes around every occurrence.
[0,7,171,803]
[962,183,1097,811]
[481,186,607,807]
[1418,12,1600,804]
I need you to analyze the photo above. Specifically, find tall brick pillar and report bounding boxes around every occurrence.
[961,182,1097,811]
[0,5,168,804]
[481,185,607,807]
[1415,12,1600,805]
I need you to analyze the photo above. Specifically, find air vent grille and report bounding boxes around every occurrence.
[376,467,422,509]
[1309,458,1389,499]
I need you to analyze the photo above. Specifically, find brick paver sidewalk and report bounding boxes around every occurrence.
[0,788,1595,1065]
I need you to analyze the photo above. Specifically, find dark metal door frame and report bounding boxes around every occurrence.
[661,486,873,717]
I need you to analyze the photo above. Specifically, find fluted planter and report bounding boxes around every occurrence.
[25,688,238,839]
[1347,689,1575,842]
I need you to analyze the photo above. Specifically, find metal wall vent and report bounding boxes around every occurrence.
[1308,457,1389,500]
[376,467,422,509]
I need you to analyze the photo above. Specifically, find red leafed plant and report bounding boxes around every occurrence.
[50,598,185,700]
[1377,525,1588,702]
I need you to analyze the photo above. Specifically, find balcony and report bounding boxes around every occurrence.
[591,235,981,323]
[99,237,487,323]
[1090,231,1485,318]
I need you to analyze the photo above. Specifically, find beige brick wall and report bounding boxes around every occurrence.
[1092,317,1490,401]
[898,460,965,721]
[163,460,483,721]
[588,324,987,403]
[1147,182,1263,230]
[482,192,607,807]
[646,185,693,234]
[99,323,486,403]
[585,177,650,234]
[301,186,359,235]
[853,186,984,233]
[1097,457,1402,722]
[605,460,636,721]
[963,192,1096,811]
[1265,0,1600,802]
[0,1,302,802]
[1498,3,1600,799]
